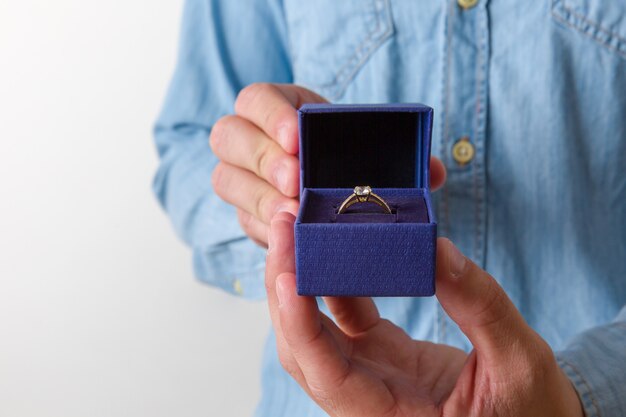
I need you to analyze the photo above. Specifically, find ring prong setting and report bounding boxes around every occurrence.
[337,185,391,215]
[354,185,371,202]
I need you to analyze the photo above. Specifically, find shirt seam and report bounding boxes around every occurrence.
[558,0,626,45]
[472,5,481,263]
[317,0,395,100]
[437,0,456,345]
[558,357,603,417]
[551,0,626,59]
[440,0,455,241]
[473,1,488,267]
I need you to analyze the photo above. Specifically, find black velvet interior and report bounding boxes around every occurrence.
[299,188,429,224]
[302,112,421,188]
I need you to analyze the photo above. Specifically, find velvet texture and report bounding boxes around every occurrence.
[295,104,437,297]
[299,188,429,224]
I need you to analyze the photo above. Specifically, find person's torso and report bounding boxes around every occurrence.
[257,1,626,415]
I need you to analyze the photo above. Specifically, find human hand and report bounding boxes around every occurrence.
[210,83,446,247]
[265,213,584,417]
[209,83,326,247]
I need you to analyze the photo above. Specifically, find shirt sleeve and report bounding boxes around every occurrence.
[556,306,626,417]
[152,0,292,299]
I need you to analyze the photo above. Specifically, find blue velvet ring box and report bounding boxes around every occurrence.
[294,104,437,297]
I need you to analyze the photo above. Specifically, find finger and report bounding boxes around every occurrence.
[430,156,446,191]
[322,297,380,336]
[435,238,535,359]
[270,214,395,416]
[211,162,299,224]
[276,272,396,416]
[237,208,268,247]
[265,212,308,388]
[267,215,351,350]
[210,115,299,197]
[277,272,350,385]
[235,83,327,154]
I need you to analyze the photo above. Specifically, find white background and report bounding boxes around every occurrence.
[0,1,270,416]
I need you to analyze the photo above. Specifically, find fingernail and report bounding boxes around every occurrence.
[276,276,285,308]
[447,240,467,279]
[275,202,298,218]
[274,162,289,194]
[278,126,290,151]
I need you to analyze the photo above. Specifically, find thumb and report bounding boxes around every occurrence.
[435,238,536,359]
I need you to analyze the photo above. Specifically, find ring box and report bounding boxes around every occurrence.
[294,104,437,297]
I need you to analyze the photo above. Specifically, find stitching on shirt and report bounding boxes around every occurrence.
[335,0,395,95]
[474,3,489,266]
[552,11,626,59]
[558,358,603,417]
[551,0,626,59]
[472,6,481,263]
[278,1,295,77]
[319,5,380,89]
[437,0,457,345]
[441,0,455,240]
[319,0,395,100]
[560,0,626,45]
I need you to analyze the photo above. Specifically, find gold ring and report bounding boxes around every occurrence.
[337,186,392,214]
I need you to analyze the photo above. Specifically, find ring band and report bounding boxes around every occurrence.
[337,186,392,215]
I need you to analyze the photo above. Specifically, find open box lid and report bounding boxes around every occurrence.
[298,104,433,196]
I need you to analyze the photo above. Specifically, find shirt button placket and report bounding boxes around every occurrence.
[436,0,489,349]
[438,0,488,266]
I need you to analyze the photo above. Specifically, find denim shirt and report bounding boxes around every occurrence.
[152,1,626,416]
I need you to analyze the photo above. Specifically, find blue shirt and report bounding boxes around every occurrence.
[152,0,626,415]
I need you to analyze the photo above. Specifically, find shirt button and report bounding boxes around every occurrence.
[233,279,243,295]
[458,0,478,9]
[452,137,475,166]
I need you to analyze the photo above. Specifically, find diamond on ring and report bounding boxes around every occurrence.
[337,185,392,215]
